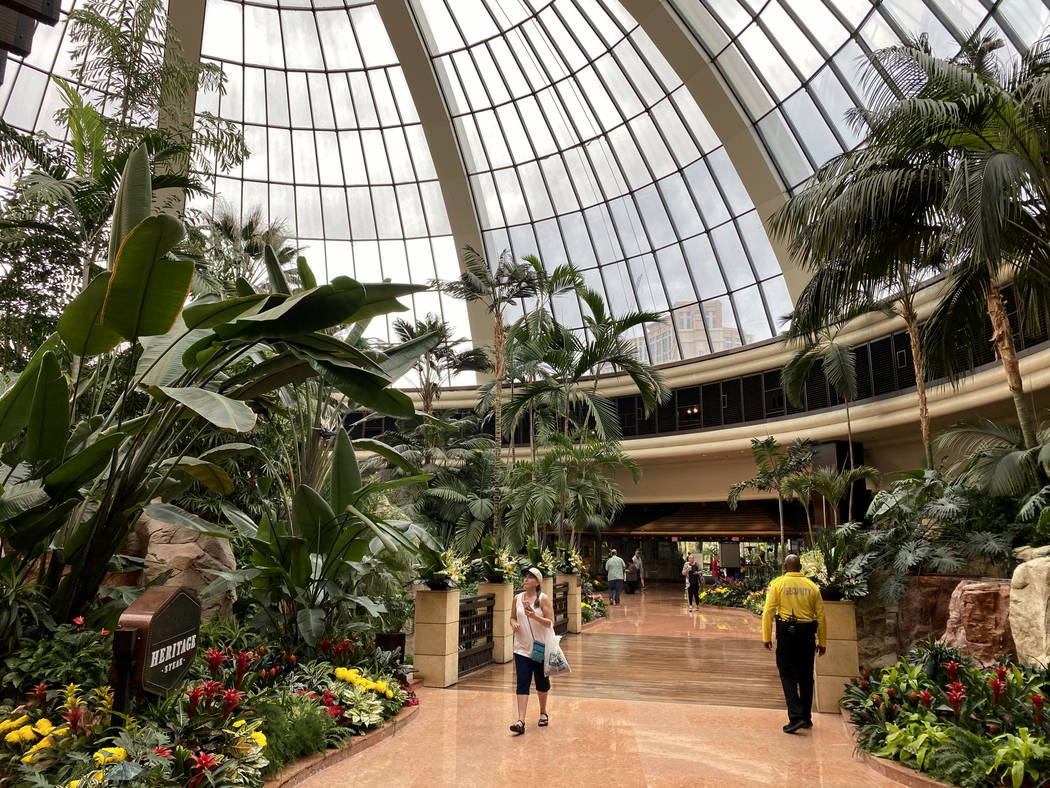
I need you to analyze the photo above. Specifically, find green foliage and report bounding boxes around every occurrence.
[873,713,952,770]
[257,693,344,776]
[2,622,112,693]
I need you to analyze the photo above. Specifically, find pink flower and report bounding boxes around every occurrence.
[205,648,225,677]
[99,629,110,637]
[221,688,245,719]
[918,690,933,708]
[73,616,84,630]
[152,745,173,758]
[186,686,205,717]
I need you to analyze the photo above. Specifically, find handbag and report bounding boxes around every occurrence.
[524,595,545,664]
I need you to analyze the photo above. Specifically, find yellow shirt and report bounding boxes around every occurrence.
[761,572,827,646]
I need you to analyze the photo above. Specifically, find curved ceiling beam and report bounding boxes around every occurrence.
[375,0,492,349]
[618,0,808,302]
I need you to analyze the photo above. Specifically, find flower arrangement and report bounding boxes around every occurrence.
[842,645,1049,786]
[416,544,467,590]
[801,524,870,601]
[583,593,607,620]
[555,543,587,575]
[475,535,518,582]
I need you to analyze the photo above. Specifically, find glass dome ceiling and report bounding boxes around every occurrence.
[2,0,1047,368]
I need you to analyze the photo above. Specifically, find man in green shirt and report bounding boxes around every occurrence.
[605,549,626,606]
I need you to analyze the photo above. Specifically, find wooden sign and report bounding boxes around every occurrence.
[116,586,201,696]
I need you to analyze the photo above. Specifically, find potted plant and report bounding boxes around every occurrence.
[555,542,586,575]
[416,544,467,591]
[800,523,870,601]
[474,535,518,583]
[374,590,414,660]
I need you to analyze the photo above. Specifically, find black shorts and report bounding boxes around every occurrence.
[514,653,551,695]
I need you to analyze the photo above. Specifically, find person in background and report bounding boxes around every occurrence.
[605,549,626,605]
[509,567,555,735]
[624,558,638,594]
[761,554,827,734]
[686,553,702,611]
[710,553,720,583]
[632,548,645,591]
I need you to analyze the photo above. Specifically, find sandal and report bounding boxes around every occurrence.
[509,719,525,735]
[538,713,549,727]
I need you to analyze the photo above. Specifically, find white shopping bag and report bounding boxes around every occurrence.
[543,628,571,676]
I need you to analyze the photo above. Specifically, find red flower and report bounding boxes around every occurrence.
[989,677,1007,705]
[994,665,1008,681]
[325,704,343,719]
[320,639,330,654]
[186,686,206,717]
[1033,694,1044,726]
[72,616,84,627]
[918,690,934,708]
[944,661,959,683]
[290,654,297,664]
[188,751,221,788]
[988,724,998,735]
[152,745,173,758]
[871,694,880,703]
[64,704,86,736]
[201,680,222,705]
[234,651,252,689]
[206,648,225,676]
[99,629,110,636]
[946,685,966,720]
[30,683,48,706]
[221,688,245,719]
[321,690,334,706]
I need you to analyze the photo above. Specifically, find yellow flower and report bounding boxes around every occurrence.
[28,735,54,753]
[92,746,127,766]
[17,725,38,743]
[52,727,69,737]
[375,681,387,693]
[21,751,42,764]
[250,731,267,749]
[0,715,28,735]
[33,718,53,736]
[66,781,80,788]
[232,719,246,728]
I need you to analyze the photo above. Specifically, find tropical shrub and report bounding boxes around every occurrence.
[842,654,1050,787]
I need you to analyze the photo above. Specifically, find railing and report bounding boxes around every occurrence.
[553,582,569,635]
[458,593,495,677]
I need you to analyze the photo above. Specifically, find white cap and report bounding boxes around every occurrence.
[526,567,543,583]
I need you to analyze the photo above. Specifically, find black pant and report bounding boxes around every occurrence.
[775,620,817,723]
[687,584,700,606]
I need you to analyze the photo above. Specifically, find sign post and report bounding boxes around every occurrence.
[113,586,201,715]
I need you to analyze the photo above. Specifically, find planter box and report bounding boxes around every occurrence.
[815,600,859,713]
[540,576,553,600]
[414,589,459,688]
[478,582,514,663]
[557,573,583,634]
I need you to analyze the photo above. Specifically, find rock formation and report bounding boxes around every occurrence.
[940,580,1014,665]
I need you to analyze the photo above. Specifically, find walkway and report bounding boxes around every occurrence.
[301,585,903,787]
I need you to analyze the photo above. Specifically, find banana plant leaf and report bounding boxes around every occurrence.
[222,354,316,400]
[107,144,151,267]
[154,386,257,432]
[23,351,69,463]
[160,457,234,494]
[43,432,125,495]
[58,273,123,357]
[0,334,61,443]
[213,277,366,341]
[142,502,230,539]
[181,293,271,330]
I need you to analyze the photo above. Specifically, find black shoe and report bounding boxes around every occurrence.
[782,720,805,734]
[799,720,812,729]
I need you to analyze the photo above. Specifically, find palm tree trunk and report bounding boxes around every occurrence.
[777,493,785,560]
[844,400,856,520]
[986,281,1038,448]
[900,302,934,468]
[492,312,506,537]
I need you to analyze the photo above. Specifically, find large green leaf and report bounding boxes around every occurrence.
[296,607,326,647]
[214,277,366,341]
[156,387,257,432]
[0,334,61,443]
[330,429,361,514]
[4,499,78,552]
[350,283,428,325]
[352,438,420,475]
[199,442,263,463]
[101,215,191,339]
[296,256,317,290]
[136,316,211,387]
[292,484,337,554]
[0,481,49,522]
[220,502,258,539]
[23,351,69,463]
[162,457,234,494]
[142,502,230,538]
[181,293,270,330]
[44,432,125,494]
[263,244,291,294]
[285,348,414,418]
[223,354,316,400]
[58,274,123,357]
[371,330,442,381]
[281,332,385,372]
[107,144,151,267]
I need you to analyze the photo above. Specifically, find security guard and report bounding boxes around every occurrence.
[761,554,827,733]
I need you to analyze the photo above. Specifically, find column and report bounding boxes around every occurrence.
[479,582,514,663]
[557,573,582,634]
[413,589,460,688]
[814,600,859,713]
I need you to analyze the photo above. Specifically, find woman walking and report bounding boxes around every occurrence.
[509,567,555,734]
[687,554,702,612]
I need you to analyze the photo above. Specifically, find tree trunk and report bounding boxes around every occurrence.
[900,302,934,467]
[777,494,785,560]
[844,400,855,521]
[492,313,506,537]
[986,282,1038,448]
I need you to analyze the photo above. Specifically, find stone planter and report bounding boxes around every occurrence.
[1011,550,1050,668]
[556,573,582,633]
[479,582,515,663]
[540,575,554,600]
[814,600,859,713]
[413,589,460,688]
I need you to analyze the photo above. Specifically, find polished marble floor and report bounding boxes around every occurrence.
[300,585,903,787]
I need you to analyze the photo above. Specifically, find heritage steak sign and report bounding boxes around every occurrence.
[116,586,201,696]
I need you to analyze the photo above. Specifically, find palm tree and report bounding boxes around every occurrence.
[728,436,816,558]
[773,32,1050,453]
[436,247,538,537]
[502,431,638,548]
[391,314,492,414]
[806,465,882,525]
[934,417,1050,504]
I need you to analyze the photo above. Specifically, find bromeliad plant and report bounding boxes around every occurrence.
[473,535,518,583]
[0,143,437,625]
[415,544,467,591]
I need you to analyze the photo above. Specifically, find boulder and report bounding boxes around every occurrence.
[142,512,236,619]
[1013,545,1050,563]
[1010,556,1050,668]
[940,580,1014,665]
[856,595,899,668]
[897,576,963,653]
